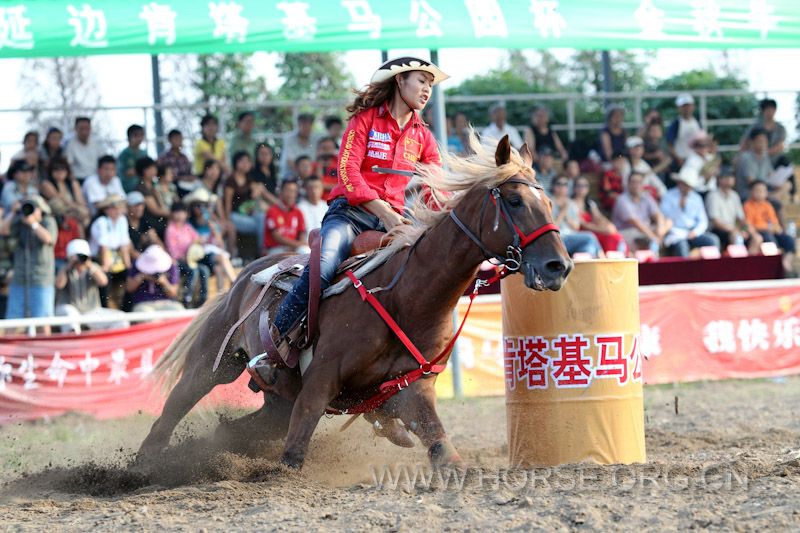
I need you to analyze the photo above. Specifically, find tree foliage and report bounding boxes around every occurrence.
[276,52,352,102]
[19,57,113,148]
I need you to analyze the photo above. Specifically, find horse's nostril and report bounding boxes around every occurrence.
[546,259,567,274]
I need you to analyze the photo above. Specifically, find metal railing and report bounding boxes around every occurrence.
[0,88,796,160]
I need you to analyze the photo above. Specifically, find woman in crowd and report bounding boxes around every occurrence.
[641,120,673,179]
[134,156,171,236]
[572,175,627,255]
[185,188,237,294]
[551,177,604,258]
[622,136,667,200]
[38,127,64,178]
[597,106,627,162]
[199,159,237,254]
[155,163,177,212]
[223,151,264,258]
[524,105,568,160]
[88,194,131,309]
[40,158,90,270]
[249,142,279,200]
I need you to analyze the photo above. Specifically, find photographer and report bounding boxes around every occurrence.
[125,244,183,313]
[5,196,57,335]
[55,239,129,333]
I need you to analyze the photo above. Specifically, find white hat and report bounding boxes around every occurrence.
[675,93,695,106]
[673,171,699,189]
[626,136,644,148]
[126,191,145,206]
[135,245,173,275]
[183,187,217,205]
[370,56,449,86]
[66,239,91,258]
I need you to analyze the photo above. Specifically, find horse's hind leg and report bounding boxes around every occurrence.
[139,348,247,456]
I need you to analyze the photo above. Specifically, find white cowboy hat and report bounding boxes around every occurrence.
[370,56,449,86]
[185,243,206,269]
[135,245,173,275]
[66,239,91,258]
[183,187,217,205]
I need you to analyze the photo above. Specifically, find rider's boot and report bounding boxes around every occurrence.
[247,324,291,392]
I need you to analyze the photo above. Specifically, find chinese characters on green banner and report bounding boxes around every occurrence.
[0,1,798,58]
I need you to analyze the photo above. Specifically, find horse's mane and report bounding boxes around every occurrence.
[383,129,535,255]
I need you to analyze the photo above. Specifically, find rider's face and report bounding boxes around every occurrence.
[397,71,434,111]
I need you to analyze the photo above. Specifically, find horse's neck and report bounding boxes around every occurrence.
[392,213,484,317]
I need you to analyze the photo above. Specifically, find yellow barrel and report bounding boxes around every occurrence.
[503,259,645,467]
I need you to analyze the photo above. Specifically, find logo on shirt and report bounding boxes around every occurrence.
[367,140,391,151]
[369,129,391,142]
[403,137,422,163]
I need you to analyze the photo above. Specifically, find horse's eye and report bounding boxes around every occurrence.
[508,196,522,208]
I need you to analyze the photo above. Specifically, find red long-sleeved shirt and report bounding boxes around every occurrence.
[329,103,440,210]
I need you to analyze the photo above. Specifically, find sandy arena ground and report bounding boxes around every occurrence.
[1,377,800,531]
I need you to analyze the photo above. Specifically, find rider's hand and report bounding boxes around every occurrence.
[379,208,411,231]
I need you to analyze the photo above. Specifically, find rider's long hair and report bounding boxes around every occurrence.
[346,73,409,119]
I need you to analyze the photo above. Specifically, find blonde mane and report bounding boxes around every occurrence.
[384,130,535,254]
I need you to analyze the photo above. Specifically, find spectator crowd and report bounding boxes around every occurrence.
[0,94,796,332]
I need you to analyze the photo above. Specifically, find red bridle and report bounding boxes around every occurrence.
[450,178,560,271]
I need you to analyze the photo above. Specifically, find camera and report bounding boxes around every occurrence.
[76,254,89,263]
[20,200,36,216]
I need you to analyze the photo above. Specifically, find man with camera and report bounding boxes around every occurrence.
[55,239,129,333]
[5,195,58,335]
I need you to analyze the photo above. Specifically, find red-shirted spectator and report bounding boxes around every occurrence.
[599,152,626,212]
[263,180,307,255]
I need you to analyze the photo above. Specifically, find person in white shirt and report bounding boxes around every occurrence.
[89,194,131,309]
[65,117,105,182]
[666,93,702,167]
[279,113,318,179]
[481,103,523,149]
[82,155,126,216]
[677,130,719,194]
[297,176,328,232]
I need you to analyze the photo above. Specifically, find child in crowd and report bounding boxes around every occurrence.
[744,180,796,274]
[117,124,147,193]
[164,202,209,309]
[599,152,627,212]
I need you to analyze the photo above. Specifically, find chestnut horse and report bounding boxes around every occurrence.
[140,135,572,469]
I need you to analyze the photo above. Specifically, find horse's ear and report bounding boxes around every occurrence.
[495,135,511,167]
[519,143,533,167]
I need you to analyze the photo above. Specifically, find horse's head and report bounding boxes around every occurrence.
[453,135,572,291]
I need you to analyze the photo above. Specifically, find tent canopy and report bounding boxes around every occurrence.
[0,0,798,59]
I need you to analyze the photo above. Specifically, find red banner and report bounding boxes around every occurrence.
[0,318,260,423]
[2,280,799,422]
[638,281,800,383]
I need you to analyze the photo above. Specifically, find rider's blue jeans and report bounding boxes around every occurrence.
[272,197,384,335]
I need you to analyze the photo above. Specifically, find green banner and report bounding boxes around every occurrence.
[0,0,798,58]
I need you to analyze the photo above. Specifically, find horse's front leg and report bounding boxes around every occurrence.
[280,368,339,469]
[393,380,464,469]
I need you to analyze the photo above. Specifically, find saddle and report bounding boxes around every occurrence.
[252,229,392,371]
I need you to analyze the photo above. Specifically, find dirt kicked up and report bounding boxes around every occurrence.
[1,377,799,531]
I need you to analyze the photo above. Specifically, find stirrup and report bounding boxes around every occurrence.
[246,352,273,392]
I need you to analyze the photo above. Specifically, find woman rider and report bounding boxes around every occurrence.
[259,57,449,362]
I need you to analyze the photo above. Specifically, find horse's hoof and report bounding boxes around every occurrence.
[280,453,304,470]
[373,419,415,448]
[428,441,465,470]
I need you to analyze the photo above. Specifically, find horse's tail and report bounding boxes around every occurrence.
[152,294,227,391]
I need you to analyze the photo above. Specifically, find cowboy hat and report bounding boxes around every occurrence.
[183,188,217,205]
[673,171,699,190]
[135,244,173,275]
[370,56,449,86]
[96,194,126,209]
